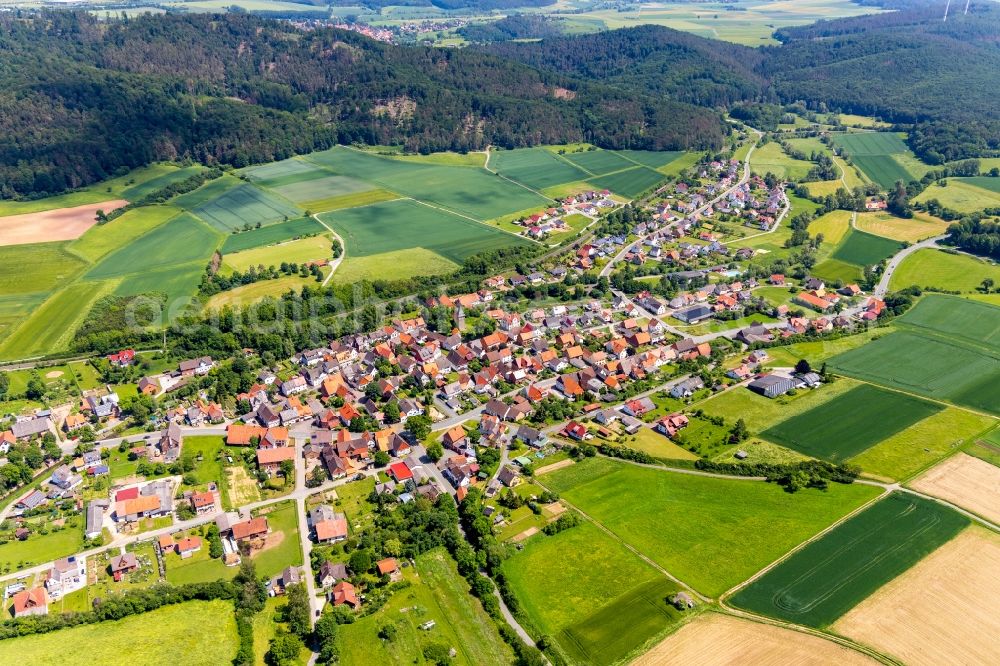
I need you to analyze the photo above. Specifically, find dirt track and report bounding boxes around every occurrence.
[0,200,127,246]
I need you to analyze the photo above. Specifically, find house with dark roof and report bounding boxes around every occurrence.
[748,374,796,399]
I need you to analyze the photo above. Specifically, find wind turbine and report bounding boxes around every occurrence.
[964,0,971,15]
[943,0,951,21]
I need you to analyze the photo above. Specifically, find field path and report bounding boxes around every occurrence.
[311,213,344,287]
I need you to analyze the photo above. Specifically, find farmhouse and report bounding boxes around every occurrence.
[330,581,359,609]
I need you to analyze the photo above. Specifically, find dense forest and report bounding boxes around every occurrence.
[0,11,726,198]
[457,15,565,43]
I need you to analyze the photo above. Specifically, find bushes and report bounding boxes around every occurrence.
[693,459,861,492]
[596,443,657,465]
[541,512,580,536]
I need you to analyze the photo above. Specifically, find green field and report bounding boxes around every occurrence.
[502,519,681,665]
[590,166,666,198]
[890,249,1000,293]
[190,183,302,232]
[272,174,376,204]
[68,205,182,263]
[0,242,88,295]
[831,229,903,267]
[750,142,814,181]
[0,522,84,570]
[617,150,685,169]
[730,493,968,627]
[855,211,949,243]
[808,209,852,246]
[239,156,320,184]
[830,297,1000,416]
[223,235,330,272]
[320,198,530,273]
[0,600,238,665]
[338,548,513,666]
[541,457,881,598]
[299,188,399,213]
[250,501,302,577]
[852,154,912,189]
[830,133,917,188]
[0,280,116,359]
[699,378,860,434]
[113,261,205,314]
[220,216,326,253]
[811,258,862,284]
[333,247,459,284]
[492,148,589,190]
[832,132,910,156]
[914,177,1000,213]
[203,274,315,310]
[121,165,207,200]
[762,384,943,462]
[86,213,221,279]
[562,150,635,176]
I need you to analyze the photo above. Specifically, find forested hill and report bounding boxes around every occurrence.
[766,3,1000,163]
[485,24,769,109]
[0,12,726,199]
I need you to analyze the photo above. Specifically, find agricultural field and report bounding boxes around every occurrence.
[337,548,513,666]
[761,384,943,462]
[120,164,207,200]
[112,262,205,314]
[0,280,116,359]
[729,493,968,628]
[0,200,126,246]
[909,453,1000,524]
[222,235,331,273]
[848,407,995,482]
[889,248,1000,292]
[914,177,1000,213]
[541,457,881,598]
[501,519,683,665]
[850,155,912,189]
[67,205,182,263]
[220,216,326,254]
[854,211,949,243]
[830,229,903,267]
[190,182,302,232]
[0,600,238,665]
[807,209,852,246]
[811,258,862,284]
[319,199,527,281]
[832,132,910,156]
[85,213,221,279]
[750,142,813,181]
[698,378,859,434]
[833,527,1000,666]
[204,275,316,311]
[591,166,666,198]
[831,133,920,189]
[635,612,876,666]
[298,188,399,213]
[0,242,88,295]
[492,147,590,191]
[561,149,636,176]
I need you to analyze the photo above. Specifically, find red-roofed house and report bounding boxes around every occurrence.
[11,587,48,617]
[314,517,348,544]
[331,581,359,608]
[388,462,413,483]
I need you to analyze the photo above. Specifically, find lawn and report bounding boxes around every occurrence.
[750,142,814,181]
[848,407,996,482]
[590,166,667,198]
[0,600,239,665]
[191,183,302,232]
[542,457,881,598]
[251,501,302,577]
[67,205,182,263]
[220,216,327,253]
[622,427,699,461]
[0,522,84,570]
[320,198,531,266]
[85,212,221,279]
[222,235,331,272]
[204,275,315,310]
[338,548,513,666]
[855,211,949,243]
[831,229,903,267]
[165,540,239,585]
[0,242,88,295]
[491,147,589,191]
[729,493,968,628]
[501,519,675,664]
[328,476,377,532]
[762,384,943,462]
[831,330,1000,416]
[179,436,229,501]
[914,178,1000,213]
[0,280,117,359]
[890,249,1000,293]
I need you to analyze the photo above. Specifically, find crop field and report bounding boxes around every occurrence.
[750,142,813,181]
[86,213,220,279]
[220,216,326,253]
[914,177,1000,213]
[730,493,968,627]
[0,200,126,246]
[0,242,88,295]
[492,148,589,190]
[0,600,238,665]
[320,198,529,273]
[617,150,684,170]
[591,166,666,198]
[807,210,852,245]
[811,258,862,283]
[562,149,635,176]
[502,520,679,665]
[833,527,1000,666]
[635,612,875,666]
[830,330,1000,416]
[338,548,513,666]
[333,247,459,284]
[762,384,942,462]
[190,183,301,232]
[699,377,859,434]
[68,205,182,263]
[849,407,995,482]
[113,262,204,313]
[0,292,46,346]
[542,457,881,597]
[899,294,1000,351]
[239,156,321,185]
[222,235,330,272]
[890,249,1000,292]
[910,453,1000,524]
[299,188,399,213]
[851,155,912,189]
[855,211,949,243]
[203,274,315,310]
[831,229,903,267]
[121,165,206,200]
[0,280,116,359]
[271,174,377,204]
[832,132,909,156]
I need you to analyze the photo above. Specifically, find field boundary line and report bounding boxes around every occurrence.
[405,197,544,246]
[480,149,557,201]
[311,214,344,287]
[550,150,597,177]
[533,475,713,603]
